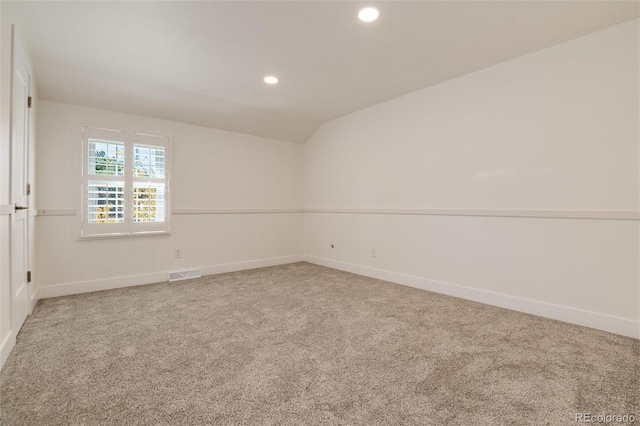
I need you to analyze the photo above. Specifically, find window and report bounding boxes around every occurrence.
[81,127,170,237]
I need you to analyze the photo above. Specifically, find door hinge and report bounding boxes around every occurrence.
[27,271,31,283]
[26,183,31,196]
[27,96,32,108]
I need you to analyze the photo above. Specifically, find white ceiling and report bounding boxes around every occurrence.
[11,1,639,143]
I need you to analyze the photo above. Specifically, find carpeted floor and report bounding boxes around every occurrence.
[1,262,638,425]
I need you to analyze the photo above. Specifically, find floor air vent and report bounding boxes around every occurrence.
[169,269,202,282]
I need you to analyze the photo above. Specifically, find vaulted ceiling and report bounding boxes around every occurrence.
[10,1,639,143]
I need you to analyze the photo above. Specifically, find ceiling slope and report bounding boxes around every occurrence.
[10,1,639,143]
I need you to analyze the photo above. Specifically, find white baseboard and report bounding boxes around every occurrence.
[199,255,303,276]
[304,255,639,339]
[0,331,16,369]
[38,255,304,299]
[2,292,39,371]
[30,289,39,312]
[31,253,640,338]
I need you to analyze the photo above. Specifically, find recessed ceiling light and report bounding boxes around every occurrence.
[358,7,379,22]
[264,76,279,84]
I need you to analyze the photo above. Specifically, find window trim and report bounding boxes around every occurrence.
[79,126,171,239]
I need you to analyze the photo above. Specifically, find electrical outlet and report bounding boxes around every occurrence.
[174,248,182,259]
[371,247,377,258]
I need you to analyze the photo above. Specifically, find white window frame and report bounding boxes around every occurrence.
[80,126,171,238]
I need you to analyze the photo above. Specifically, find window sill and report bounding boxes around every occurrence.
[78,231,171,241]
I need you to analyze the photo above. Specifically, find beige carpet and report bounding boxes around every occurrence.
[1,262,638,425]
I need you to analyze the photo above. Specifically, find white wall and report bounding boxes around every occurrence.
[304,20,640,337]
[18,17,640,353]
[35,101,304,297]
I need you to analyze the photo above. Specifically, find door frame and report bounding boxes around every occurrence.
[8,25,33,337]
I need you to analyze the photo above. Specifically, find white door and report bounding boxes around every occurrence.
[11,45,30,333]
